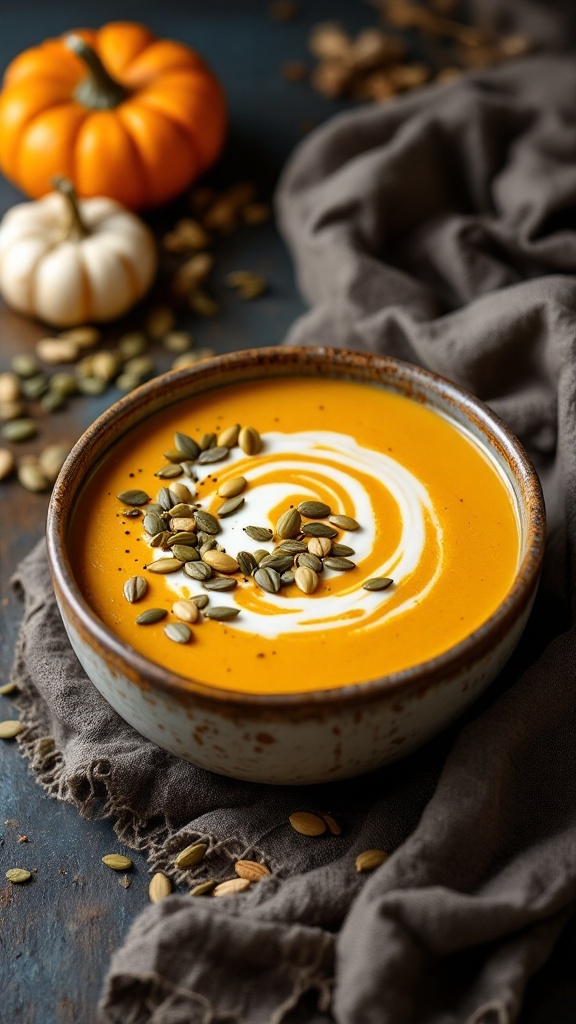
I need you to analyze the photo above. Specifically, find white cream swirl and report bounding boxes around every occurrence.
[161,431,444,639]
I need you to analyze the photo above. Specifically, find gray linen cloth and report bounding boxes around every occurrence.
[11,54,576,1024]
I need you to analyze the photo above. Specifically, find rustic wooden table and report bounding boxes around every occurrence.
[0,2,574,1021]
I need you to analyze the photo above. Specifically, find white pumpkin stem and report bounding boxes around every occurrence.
[66,34,127,111]
[52,177,89,241]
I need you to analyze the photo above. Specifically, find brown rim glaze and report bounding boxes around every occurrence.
[47,347,545,713]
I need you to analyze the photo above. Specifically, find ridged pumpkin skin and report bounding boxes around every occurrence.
[0,22,226,210]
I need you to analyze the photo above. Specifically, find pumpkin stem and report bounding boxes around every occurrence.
[66,34,127,111]
[52,176,89,241]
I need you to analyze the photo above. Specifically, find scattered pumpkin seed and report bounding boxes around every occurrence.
[238,425,262,455]
[146,306,175,339]
[199,539,218,555]
[170,481,196,503]
[329,514,360,531]
[60,325,101,347]
[170,517,196,533]
[355,849,389,872]
[276,508,302,539]
[253,548,269,563]
[163,330,194,353]
[165,622,192,644]
[194,509,221,535]
[0,448,16,481]
[280,570,295,585]
[258,553,294,573]
[17,463,49,493]
[296,552,323,573]
[307,536,332,557]
[146,557,183,574]
[213,877,251,897]
[117,488,150,506]
[254,566,281,594]
[217,424,240,448]
[22,374,49,400]
[289,811,326,836]
[122,508,141,518]
[234,860,271,881]
[36,337,79,364]
[119,331,148,359]
[298,500,331,518]
[143,512,164,536]
[174,432,200,460]
[38,444,68,482]
[193,595,210,609]
[136,608,168,625]
[199,432,217,451]
[323,557,356,571]
[146,502,165,516]
[149,871,172,903]
[157,487,176,511]
[11,353,39,378]
[77,376,107,396]
[40,391,67,414]
[203,577,238,592]
[217,495,245,517]
[0,399,25,421]
[102,854,133,871]
[0,372,21,403]
[189,879,216,897]
[197,445,229,465]
[331,543,356,557]
[172,600,199,623]
[174,842,207,869]
[0,720,24,739]
[244,526,273,542]
[1,418,38,443]
[123,576,148,603]
[205,606,241,622]
[202,550,239,574]
[189,289,219,317]
[150,531,170,548]
[184,561,213,581]
[294,566,319,594]
[362,577,394,591]
[218,476,246,499]
[115,373,140,393]
[155,464,183,479]
[171,545,200,563]
[50,372,78,397]
[237,551,257,575]
[302,523,338,538]
[6,868,31,883]
[322,813,343,836]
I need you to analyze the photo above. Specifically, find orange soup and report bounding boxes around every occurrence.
[71,377,520,693]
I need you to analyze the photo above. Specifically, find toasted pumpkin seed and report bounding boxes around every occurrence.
[146,557,183,574]
[117,488,149,507]
[184,561,213,581]
[323,557,355,571]
[171,481,196,503]
[355,849,389,872]
[202,550,239,574]
[6,868,31,883]
[170,517,196,533]
[194,510,221,535]
[217,424,240,448]
[298,500,331,519]
[296,552,323,573]
[234,860,271,881]
[18,463,49,493]
[123,576,148,603]
[218,476,246,498]
[258,553,294,573]
[143,513,164,536]
[40,390,66,413]
[294,566,319,594]
[150,531,170,548]
[253,548,269,564]
[203,577,238,592]
[199,432,217,450]
[11,354,39,378]
[277,539,307,554]
[217,495,245,518]
[157,486,176,511]
[156,464,183,480]
[213,877,251,897]
[302,523,338,538]
[136,608,167,625]
[0,720,23,739]
[329,514,360,531]
[280,570,295,585]
[362,577,394,591]
[197,445,229,465]
[189,879,216,896]
[193,595,210,609]
[2,418,37,443]
[38,443,68,482]
[165,622,192,644]
[254,566,281,594]
[199,539,218,555]
[205,606,241,622]
[174,842,207,869]
[237,551,257,575]
[172,599,199,623]
[330,543,355,557]
[168,532,197,548]
[238,426,262,455]
[244,526,273,542]
[22,374,49,400]
[149,872,172,903]
[289,811,326,836]
[276,508,302,539]
[172,545,200,563]
[119,331,147,359]
[174,432,200,460]
[102,854,133,871]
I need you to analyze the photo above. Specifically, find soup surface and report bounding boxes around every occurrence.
[71,377,520,693]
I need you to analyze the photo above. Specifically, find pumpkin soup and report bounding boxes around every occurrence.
[71,377,520,693]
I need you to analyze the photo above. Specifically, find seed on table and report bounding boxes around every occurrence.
[40,390,66,414]
[203,577,237,592]
[189,289,219,317]
[329,515,360,531]
[0,720,24,739]
[165,622,192,644]
[123,576,148,603]
[0,372,21,403]
[244,526,273,542]
[118,331,148,360]
[102,854,133,871]
[136,608,167,625]
[50,372,78,397]
[289,811,326,836]
[204,606,241,622]
[0,448,15,481]
[189,879,216,897]
[302,523,338,539]
[202,550,239,574]
[323,557,356,571]
[322,813,343,836]
[234,860,271,881]
[218,495,245,518]
[123,355,155,381]
[238,425,262,455]
[11,354,39,378]
[77,376,107,396]
[117,488,150,506]
[172,349,215,370]
[308,536,332,557]
[59,325,101,348]
[276,508,302,539]
[162,330,194,353]
[6,868,31,883]
[294,566,319,594]
[174,842,207,869]
[362,578,394,591]
[149,871,172,903]
[22,374,49,400]
[18,462,50,493]
[1,418,37,443]
[146,557,183,574]
[184,561,213,581]
[355,849,389,873]
[92,351,121,382]
[218,476,246,499]
[298,500,331,519]
[197,445,229,465]
[213,878,251,897]
[172,600,199,624]
[36,337,79,364]
[194,510,221,535]
[115,373,140,393]
[217,423,240,448]
[145,305,176,339]
[0,400,26,422]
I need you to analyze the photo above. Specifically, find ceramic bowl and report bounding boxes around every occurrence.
[47,347,545,784]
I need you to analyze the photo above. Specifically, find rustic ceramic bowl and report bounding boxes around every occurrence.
[47,348,545,784]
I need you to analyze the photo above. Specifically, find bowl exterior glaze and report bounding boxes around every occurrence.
[47,348,545,785]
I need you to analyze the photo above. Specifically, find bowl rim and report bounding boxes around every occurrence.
[47,346,545,711]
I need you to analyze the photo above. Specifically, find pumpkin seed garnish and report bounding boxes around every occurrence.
[205,606,241,622]
[218,495,245,517]
[298,500,331,519]
[122,508,141,518]
[288,811,326,836]
[238,426,261,455]
[199,432,217,451]
[117,488,150,507]
[329,514,360,531]
[174,432,200,459]
[146,557,183,574]
[136,608,167,625]
[123,576,148,603]
[296,552,323,573]
[102,854,133,871]
[167,531,197,547]
[258,553,294,573]
[164,622,192,644]
[199,539,218,556]
[276,508,302,539]
[253,548,269,564]
[189,879,217,897]
[322,813,343,836]
[280,570,295,585]
[172,599,199,623]
[180,461,197,479]
[150,531,171,548]
[197,445,230,465]
[244,526,273,542]
[331,543,356,557]
[193,595,210,609]
[218,476,246,498]
[18,463,49,493]
[171,545,200,563]
[294,566,319,594]
[155,464,183,479]
[167,503,194,518]
[203,577,238,592]
[163,449,188,463]
[174,842,207,869]
[143,512,164,536]
[157,486,176,511]
[202,550,239,574]
[254,566,281,594]
[1,418,38,443]
[237,551,257,575]
[184,561,213,581]
[277,540,307,554]
[362,577,394,591]
[146,502,165,516]
[170,481,196,503]
[6,868,31,883]
[323,557,356,571]
[217,424,240,448]
[302,523,338,538]
[194,510,221,535]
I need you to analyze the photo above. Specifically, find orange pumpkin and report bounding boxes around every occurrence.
[0,22,226,210]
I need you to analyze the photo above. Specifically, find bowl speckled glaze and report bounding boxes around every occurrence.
[47,348,545,784]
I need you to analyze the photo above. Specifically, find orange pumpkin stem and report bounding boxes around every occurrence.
[52,176,89,241]
[66,34,127,111]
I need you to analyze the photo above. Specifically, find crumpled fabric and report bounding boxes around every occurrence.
[11,48,576,1024]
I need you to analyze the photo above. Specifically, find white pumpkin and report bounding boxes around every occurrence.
[0,179,157,327]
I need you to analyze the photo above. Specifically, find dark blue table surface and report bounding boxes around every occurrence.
[0,2,574,1021]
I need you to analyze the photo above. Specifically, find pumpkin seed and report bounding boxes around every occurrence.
[38,443,68,482]
[298,500,331,519]
[280,571,295,585]
[330,543,355,557]
[276,508,302,539]
[193,595,209,609]
[50,372,78,397]
[277,540,307,554]
[205,606,241,622]
[174,842,207,869]
[0,682,17,695]
[238,425,262,455]
[123,576,148,603]
[218,476,246,498]
[189,879,216,897]
[0,400,25,421]
[288,812,326,836]
[213,877,251,897]
[163,330,193,353]
[203,577,238,592]
[150,531,170,548]
[254,566,281,594]
[296,552,323,573]
[194,510,221,535]
[117,488,150,507]
[189,290,219,317]
[0,720,23,739]
[122,508,141,518]
[184,561,213,581]
[115,372,140,393]
[157,486,176,511]
[11,353,39,378]
[146,305,175,338]
[202,550,239,574]
[146,557,183,574]
[18,463,49,493]
[143,513,164,536]
[36,337,79,363]
[78,376,107,396]
[302,523,338,539]
[149,871,172,903]
[6,868,31,883]
[294,566,319,594]
[199,539,218,555]
[217,424,240,448]
[40,391,67,413]
[362,577,394,591]
[170,481,196,503]
[119,331,147,359]
[146,503,165,516]
[218,495,245,517]
[0,448,15,480]
[60,325,101,347]
[155,464,183,479]
[136,608,167,625]
[197,445,229,465]
[323,557,356,571]
[258,553,294,573]
[244,526,273,542]
[322,813,343,836]
[253,548,269,564]
[199,432,217,451]
[174,432,200,460]
[170,517,196,533]
[355,849,389,872]
[172,600,199,623]
[0,372,20,403]
[237,551,257,575]
[22,374,49,400]
[172,545,200,563]
[329,514,360,531]
[180,459,197,479]
[234,860,271,881]
[102,854,133,871]
[165,622,192,644]
[1,418,37,443]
